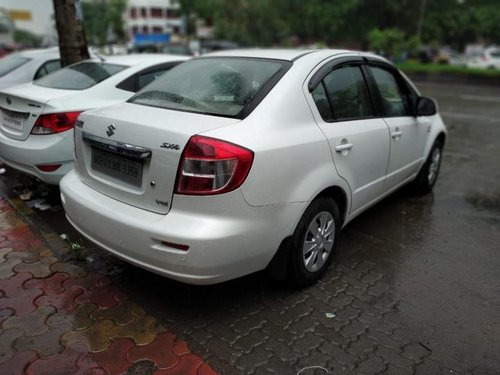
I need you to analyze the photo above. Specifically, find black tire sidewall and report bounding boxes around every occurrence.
[415,139,443,194]
[290,197,340,287]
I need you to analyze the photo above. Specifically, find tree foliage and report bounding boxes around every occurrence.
[179,0,500,49]
[82,0,127,45]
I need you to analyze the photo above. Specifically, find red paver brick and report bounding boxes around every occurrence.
[6,246,48,264]
[24,272,70,295]
[14,317,72,358]
[0,258,21,280]
[0,272,32,296]
[75,285,128,309]
[63,273,109,295]
[0,328,24,364]
[2,306,55,336]
[1,284,43,315]
[13,256,58,278]
[25,344,87,375]
[50,262,88,279]
[0,350,38,375]
[128,332,180,369]
[0,308,14,326]
[173,340,192,356]
[0,247,12,262]
[89,338,135,375]
[35,284,84,312]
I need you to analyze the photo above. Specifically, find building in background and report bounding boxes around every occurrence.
[0,0,57,46]
[125,0,183,47]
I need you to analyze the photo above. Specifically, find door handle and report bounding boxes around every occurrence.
[391,129,402,140]
[335,143,353,152]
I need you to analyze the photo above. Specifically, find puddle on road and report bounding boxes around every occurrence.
[465,192,500,214]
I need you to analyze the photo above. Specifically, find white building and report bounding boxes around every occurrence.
[0,0,57,44]
[125,0,183,44]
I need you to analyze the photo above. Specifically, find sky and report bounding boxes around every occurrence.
[0,0,55,36]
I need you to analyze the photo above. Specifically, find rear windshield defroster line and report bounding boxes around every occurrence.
[129,57,292,120]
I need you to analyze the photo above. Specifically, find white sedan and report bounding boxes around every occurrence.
[0,54,189,184]
[60,49,446,286]
[0,48,61,90]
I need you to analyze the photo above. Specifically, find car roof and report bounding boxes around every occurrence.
[95,53,189,66]
[15,47,60,59]
[203,48,351,61]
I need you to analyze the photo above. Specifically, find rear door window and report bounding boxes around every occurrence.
[34,60,61,80]
[312,65,374,121]
[34,62,126,90]
[116,63,181,93]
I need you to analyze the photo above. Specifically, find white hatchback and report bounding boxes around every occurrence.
[60,49,446,286]
[0,54,189,184]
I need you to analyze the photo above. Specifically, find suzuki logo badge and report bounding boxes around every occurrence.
[106,124,116,137]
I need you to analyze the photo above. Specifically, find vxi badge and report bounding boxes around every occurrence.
[160,142,180,150]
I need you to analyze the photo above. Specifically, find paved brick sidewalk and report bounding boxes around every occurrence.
[0,197,217,375]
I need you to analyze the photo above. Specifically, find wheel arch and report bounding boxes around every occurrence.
[265,184,349,280]
[314,185,349,226]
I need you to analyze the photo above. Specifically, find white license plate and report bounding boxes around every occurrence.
[1,110,25,131]
[91,147,143,187]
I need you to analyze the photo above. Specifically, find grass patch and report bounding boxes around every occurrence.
[396,62,500,77]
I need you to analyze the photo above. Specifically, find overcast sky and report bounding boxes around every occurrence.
[0,0,55,36]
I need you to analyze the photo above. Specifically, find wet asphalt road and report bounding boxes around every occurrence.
[1,81,499,374]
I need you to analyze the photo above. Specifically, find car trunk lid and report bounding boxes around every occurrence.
[0,84,76,140]
[75,102,240,214]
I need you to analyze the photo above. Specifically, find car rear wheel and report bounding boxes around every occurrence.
[412,139,443,194]
[289,197,340,287]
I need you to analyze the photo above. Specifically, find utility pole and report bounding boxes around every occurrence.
[53,0,90,66]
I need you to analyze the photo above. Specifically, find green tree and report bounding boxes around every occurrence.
[82,0,126,46]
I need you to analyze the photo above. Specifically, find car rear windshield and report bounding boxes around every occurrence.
[34,62,126,90]
[129,57,289,118]
[0,55,31,77]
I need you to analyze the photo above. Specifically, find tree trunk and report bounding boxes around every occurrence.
[53,0,90,67]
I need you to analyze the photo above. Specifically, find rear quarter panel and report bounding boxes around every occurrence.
[201,58,351,211]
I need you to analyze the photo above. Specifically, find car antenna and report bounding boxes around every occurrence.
[95,52,106,63]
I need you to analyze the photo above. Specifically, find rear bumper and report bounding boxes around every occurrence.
[0,130,74,185]
[60,170,305,284]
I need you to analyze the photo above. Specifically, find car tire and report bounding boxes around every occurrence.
[289,197,340,287]
[412,139,443,195]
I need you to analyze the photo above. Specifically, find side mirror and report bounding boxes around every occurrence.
[416,96,437,116]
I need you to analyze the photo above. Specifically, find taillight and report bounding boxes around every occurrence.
[31,112,81,135]
[175,135,254,195]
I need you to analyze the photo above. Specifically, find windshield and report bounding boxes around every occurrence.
[0,55,31,77]
[34,61,126,90]
[129,57,288,118]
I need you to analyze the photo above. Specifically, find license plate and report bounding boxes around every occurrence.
[1,110,25,131]
[91,147,143,187]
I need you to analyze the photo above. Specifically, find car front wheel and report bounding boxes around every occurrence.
[289,197,340,287]
[412,139,443,194]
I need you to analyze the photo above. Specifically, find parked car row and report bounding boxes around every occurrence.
[0,48,446,286]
